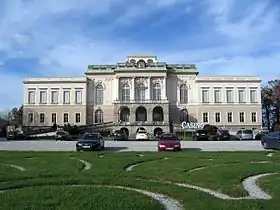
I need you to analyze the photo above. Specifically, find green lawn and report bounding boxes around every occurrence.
[0,151,279,210]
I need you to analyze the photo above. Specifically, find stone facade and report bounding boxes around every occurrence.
[22,55,262,136]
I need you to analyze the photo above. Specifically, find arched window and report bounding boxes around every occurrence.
[121,83,130,102]
[95,109,103,123]
[152,83,161,101]
[95,84,104,105]
[135,83,145,102]
[180,84,188,103]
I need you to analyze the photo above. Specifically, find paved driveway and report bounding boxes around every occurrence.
[0,140,265,152]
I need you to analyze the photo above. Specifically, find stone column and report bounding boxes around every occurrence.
[162,76,167,100]
[115,77,119,100]
[147,77,151,100]
[131,77,135,101]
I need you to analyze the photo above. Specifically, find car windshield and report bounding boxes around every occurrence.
[220,130,229,134]
[138,131,146,134]
[83,133,99,140]
[243,130,253,134]
[196,130,207,134]
[160,135,179,140]
[56,132,65,135]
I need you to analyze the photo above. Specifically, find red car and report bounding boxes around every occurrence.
[158,133,181,152]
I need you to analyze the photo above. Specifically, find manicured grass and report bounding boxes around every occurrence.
[0,151,279,210]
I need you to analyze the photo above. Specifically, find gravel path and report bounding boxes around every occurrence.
[70,157,92,170]
[0,140,265,151]
[0,184,184,210]
[0,163,26,171]
[146,173,277,200]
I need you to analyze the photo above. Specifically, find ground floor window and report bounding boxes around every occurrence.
[63,113,69,123]
[39,113,45,123]
[75,113,81,123]
[51,113,57,123]
[28,113,34,123]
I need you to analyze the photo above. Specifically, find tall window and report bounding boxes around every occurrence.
[95,109,103,123]
[28,113,34,123]
[75,113,81,123]
[75,89,82,104]
[39,90,47,104]
[51,89,59,104]
[51,113,57,124]
[215,112,221,123]
[135,83,145,102]
[95,84,104,105]
[251,112,257,122]
[250,89,257,103]
[63,89,70,104]
[203,112,208,123]
[121,83,130,101]
[152,83,161,100]
[226,89,234,103]
[239,112,245,123]
[214,89,221,103]
[63,113,69,123]
[227,112,233,123]
[180,84,188,103]
[28,89,35,104]
[201,89,209,103]
[238,89,245,103]
[39,113,45,123]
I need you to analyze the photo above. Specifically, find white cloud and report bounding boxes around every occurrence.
[0,0,280,110]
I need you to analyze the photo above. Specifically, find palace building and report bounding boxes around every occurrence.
[22,55,262,136]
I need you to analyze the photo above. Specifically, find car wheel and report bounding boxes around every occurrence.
[262,142,268,149]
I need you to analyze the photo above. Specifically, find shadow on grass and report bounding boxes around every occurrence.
[181,148,202,152]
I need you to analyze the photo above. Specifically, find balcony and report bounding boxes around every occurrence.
[113,99,169,104]
[116,121,170,126]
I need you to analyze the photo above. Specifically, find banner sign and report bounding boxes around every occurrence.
[181,122,204,130]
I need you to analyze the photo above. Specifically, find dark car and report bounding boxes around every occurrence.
[6,131,15,140]
[155,131,165,141]
[194,130,208,141]
[113,130,128,141]
[6,131,26,140]
[255,131,269,140]
[55,131,72,141]
[158,133,181,152]
[76,132,105,151]
[261,131,280,150]
[217,130,231,141]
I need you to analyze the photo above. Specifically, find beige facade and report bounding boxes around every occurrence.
[22,55,262,135]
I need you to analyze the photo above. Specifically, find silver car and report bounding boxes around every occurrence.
[236,129,253,140]
[261,131,280,149]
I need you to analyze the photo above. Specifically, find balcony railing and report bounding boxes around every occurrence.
[113,99,169,104]
[116,121,170,126]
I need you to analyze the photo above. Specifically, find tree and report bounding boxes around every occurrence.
[262,79,280,131]
[1,106,23,125]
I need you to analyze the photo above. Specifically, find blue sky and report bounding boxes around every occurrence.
[0,0,280,111]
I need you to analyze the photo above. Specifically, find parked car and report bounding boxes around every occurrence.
[255,130,269,140]
[6,130,26,140]
[76,132,105,151]
[194,130,208,141]
[55,131,72,141]
[236,129,254,140]
[158,133,181,152]
[261,131,280,149]
[217,130,231,140]
[136,130,149,140]
[113,130,128,141]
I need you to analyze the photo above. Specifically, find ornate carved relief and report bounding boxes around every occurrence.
[135,77,147,86]
[177,78,191,89]
[119,78,132,87]
[95,80,106,89]
[152,77,163,86]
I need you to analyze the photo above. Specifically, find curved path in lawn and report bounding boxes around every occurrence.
[0,163,26,171]
[69,157,92,170]
[144,173,278,200]
[184,161,272,173]
[124,157,169,172]
[0,184,184,210]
